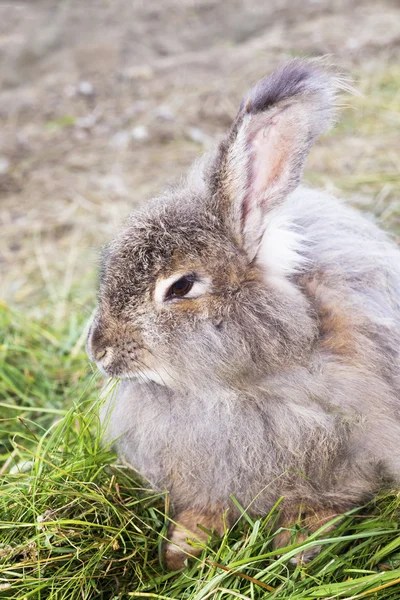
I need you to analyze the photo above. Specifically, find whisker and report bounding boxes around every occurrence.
[144,348,181,386]
[134,357,170,388]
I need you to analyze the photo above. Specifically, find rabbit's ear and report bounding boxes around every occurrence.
[212,59,341,261]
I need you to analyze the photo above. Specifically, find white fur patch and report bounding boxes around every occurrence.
[133,367,174,387]
[257,205,307,280]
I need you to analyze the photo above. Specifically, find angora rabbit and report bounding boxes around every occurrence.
[87,59,400,569]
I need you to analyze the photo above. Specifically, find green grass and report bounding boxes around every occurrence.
[1,303,400,599]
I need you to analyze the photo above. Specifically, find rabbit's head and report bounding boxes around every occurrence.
[87,60,340,391]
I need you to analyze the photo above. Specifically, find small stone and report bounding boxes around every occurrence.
[0,157,10,175]
[78,80,95,96]
[0,583,12,591]
[9,460,33,474]
[37,509,54,528]
[156,105,174,121]
[131,125,149,141]
[121,65,153,80]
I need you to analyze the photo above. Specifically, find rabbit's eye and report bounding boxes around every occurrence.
[155,272,210,305]
[167,276,194,298]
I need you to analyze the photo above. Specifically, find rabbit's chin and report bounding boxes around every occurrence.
[131,368,175,387]
[107,365,175,387]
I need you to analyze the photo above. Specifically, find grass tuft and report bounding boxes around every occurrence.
[1,303,400,598]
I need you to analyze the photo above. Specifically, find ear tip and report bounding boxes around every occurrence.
[244,58,343,116]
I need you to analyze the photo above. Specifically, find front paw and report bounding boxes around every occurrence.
[273,529,322,565]
[164,527,200,571]
[164,509,224,571]
[273,507,339,565]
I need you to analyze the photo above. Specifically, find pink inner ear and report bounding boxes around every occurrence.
[242,109,292,225]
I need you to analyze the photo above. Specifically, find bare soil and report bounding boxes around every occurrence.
[1,0,399,310]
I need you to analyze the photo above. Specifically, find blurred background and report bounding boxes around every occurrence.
[1,0,399,316]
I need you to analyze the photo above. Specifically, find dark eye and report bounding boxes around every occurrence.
[167,276,194,298]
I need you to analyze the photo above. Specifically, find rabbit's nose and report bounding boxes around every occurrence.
[86,324,109,364]
[95,348,107,361]
[94,346,114,369]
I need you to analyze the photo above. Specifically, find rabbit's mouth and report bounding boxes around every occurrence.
[125,367,175,386]
[87,315,154,377]
[86,323,176,385]
[95,360,171,386]
[88,344,149,380]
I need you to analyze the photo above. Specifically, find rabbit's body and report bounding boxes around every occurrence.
[88,60,400,568]
[101,186,400,515]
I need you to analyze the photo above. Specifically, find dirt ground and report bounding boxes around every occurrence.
[1,0,399,312]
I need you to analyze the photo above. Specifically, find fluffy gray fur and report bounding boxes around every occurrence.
[87,59,400,563]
